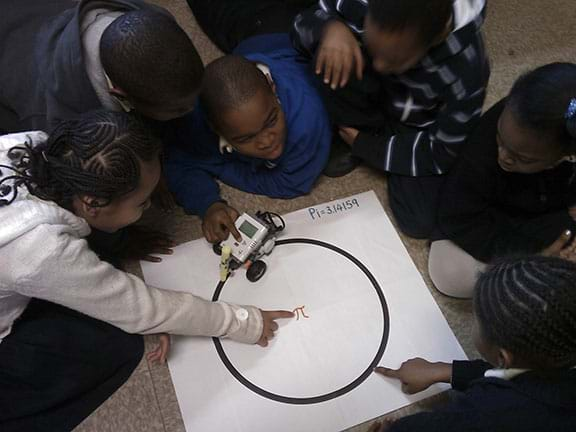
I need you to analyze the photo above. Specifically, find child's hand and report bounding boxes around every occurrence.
[122,226,175,263]
[338,126,360,147]
[374,358,452,394]
[146,333,171,365]
[257,310,295,347]
[542,230,576,263]
[368,418,396,432]
[316,20,364,89]
[203,202,241,243]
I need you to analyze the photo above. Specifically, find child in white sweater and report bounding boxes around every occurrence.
[0,111,293,431]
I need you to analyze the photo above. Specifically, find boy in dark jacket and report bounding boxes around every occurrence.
[0,0,203,132]
[292,0,490,238]
[0,0,205,264]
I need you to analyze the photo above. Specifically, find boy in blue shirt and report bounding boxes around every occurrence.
[165,34,331,242]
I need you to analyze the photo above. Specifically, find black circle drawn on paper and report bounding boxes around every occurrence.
[211,238,390,405]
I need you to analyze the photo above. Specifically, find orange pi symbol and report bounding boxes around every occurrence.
[292,305,309,320]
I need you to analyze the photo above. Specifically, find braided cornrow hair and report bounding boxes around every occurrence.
[0,110,161,209]
[474,256,576,369]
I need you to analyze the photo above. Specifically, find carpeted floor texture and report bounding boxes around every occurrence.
[75,1,576,431]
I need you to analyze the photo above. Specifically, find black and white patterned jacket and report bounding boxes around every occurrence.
[292,0,490,176]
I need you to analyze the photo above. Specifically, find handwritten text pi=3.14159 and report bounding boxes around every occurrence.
[307,198,360,221]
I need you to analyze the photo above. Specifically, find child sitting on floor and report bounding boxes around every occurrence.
[292,0,490,238]
[165,35,331,243]
[429,62,576,298]
[371,255,576,432]
[0,111,292,431]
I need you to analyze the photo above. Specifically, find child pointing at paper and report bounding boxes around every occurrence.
[0,111,293,431]
[370,256,576,432]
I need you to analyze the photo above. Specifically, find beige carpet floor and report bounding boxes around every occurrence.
[75,1,576,431]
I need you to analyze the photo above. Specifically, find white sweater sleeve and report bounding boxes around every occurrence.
[7,224,263,344]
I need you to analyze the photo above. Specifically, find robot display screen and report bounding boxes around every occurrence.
[239,220,258,238]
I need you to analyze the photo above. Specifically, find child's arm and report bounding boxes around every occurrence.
[375,358,493,394]
[202,201,242,244]
[372,359,494,432]
[163,110,224,217]
[9,224,293,344]
[291,0,366,58]
[163,143,223,217]
[375,358,452,394]
[292,1,366,88]
[349,86,487,177]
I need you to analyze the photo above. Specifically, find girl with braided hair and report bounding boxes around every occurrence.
[0,111,292,431]
[429,62,576,298]
[370,255,576,432]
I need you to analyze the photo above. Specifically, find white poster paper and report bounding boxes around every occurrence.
[142,191,466,432]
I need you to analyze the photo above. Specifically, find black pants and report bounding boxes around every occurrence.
[0,300,144,432]
[187,0,315,53]
[387,174,446,239]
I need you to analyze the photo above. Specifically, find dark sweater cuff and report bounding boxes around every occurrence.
[451,360,492,391]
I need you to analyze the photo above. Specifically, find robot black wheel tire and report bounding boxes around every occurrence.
[246,260,267,282]
[213,243,223,255]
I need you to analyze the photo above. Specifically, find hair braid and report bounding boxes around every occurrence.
[0,111,161,209]
[474,256,576,368]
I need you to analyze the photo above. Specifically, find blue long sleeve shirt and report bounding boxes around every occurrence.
[164,36,331,216]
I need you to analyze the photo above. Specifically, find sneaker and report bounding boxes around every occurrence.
[322,136,360,178]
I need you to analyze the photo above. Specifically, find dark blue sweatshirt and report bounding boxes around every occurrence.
[164,34,331,216]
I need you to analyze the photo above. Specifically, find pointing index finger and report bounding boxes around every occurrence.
[269,310,296,320]
[374,366,400,378]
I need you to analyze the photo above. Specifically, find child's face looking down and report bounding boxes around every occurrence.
[496,106,567,174]
[217,87,286,160]
[73,157,161,233]
[363,16,433,75]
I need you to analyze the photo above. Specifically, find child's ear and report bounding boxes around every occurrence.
[497,348,515,369]
[108,85,135,112]
[79,196,105,218]
[108,85,128,100]
[267,76,277,95]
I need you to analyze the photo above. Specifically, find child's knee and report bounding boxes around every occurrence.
[428,241,482,298]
